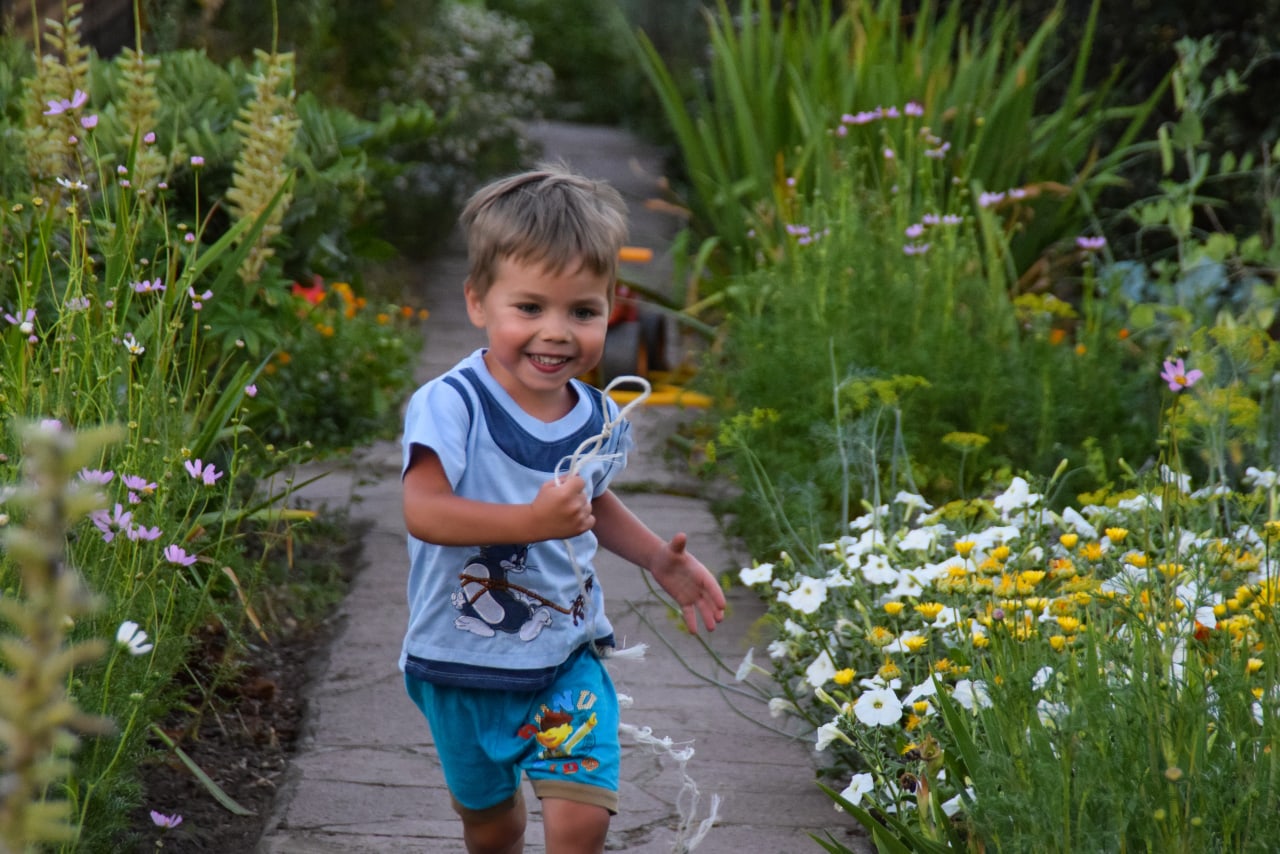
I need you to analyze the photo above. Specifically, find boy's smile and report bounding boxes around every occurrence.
[466,255,611,420]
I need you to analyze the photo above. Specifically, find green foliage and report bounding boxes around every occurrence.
[248,281,425,452]
[707,124,1156,552]
[0,7,425,846]
[186,0,552,258]
[484,0,646,125]
[632,0,1162,280]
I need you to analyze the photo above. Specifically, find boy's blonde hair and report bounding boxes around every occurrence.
[460,163,629,301]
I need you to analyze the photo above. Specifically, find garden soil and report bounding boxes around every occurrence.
[140,121,872,853]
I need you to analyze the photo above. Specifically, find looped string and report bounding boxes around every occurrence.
[556,375,652,484]
[559,375,651,661]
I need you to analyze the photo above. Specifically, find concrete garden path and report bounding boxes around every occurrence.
[256,121,869,854]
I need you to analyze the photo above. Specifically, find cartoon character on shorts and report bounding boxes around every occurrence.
[534,707,599,760]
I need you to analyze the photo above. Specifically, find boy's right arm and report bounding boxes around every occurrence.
[402,445,594,546]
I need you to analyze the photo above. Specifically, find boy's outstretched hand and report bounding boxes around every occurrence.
[648,532,726,635]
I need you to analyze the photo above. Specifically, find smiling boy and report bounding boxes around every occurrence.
[400,164,726,854]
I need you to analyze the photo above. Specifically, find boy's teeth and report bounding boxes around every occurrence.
[532,355,568,366]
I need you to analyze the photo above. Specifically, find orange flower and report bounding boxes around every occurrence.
[1049,328,1067,346]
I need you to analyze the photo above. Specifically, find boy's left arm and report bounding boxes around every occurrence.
[592,489,726,634]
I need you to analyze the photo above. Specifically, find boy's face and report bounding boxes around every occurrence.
[465,255,611,418]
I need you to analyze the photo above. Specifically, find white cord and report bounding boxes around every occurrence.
[562,376,722,851]
[558,375,652,660]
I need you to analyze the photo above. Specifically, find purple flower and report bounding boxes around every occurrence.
[190,155,205,167]
[144,131,156,144]
[163,545,198,567]
[132,278,165,294]
[184,459,224,486]
[122,474,157,494]
[90,503,133,543]
[1160,358,1204,392]
[244,384,258,398]
[80,115,98,129]
[1076,235,1107,252]
[903,242,932,256]
[79,468,115,485]
[905,223,925,239]
[149,810,182,829]
[129,525,162,542]
[4,307,35,330]
[978,191,1006,208]
[44,89,88,115]
[904,101,924,117]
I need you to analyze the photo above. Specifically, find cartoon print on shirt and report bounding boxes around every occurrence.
[451,544,590,640]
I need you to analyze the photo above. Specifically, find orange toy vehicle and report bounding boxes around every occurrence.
[597,246,669,384]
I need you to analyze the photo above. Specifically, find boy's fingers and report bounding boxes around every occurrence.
[668,532,688,554]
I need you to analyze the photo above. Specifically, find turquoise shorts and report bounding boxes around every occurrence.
[404,645,620,816]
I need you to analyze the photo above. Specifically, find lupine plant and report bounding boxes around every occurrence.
[733,346,1280,852]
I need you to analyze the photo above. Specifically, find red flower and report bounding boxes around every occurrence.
[292,274,326,306]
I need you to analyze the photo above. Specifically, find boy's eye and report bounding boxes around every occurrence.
[573,306,602,321]
[515,303,541,314]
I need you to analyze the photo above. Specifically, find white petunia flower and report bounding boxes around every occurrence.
[815,721,845,751]
[739,562,774,585]
[768,697,799,718]
[952,679,991,710]
[780,576,829,614]
[1160,464,1191,494]
[892,491,932,514]
[993,476,1041,517]
[805,650,837,688]
[836,773,876,810]
[1244,467,1278,490]
[857,553,896,585]
[853,686,903,727]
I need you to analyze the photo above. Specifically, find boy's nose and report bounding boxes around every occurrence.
[540,314,572,341]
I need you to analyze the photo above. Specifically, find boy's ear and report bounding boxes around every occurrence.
[463,278,486,328]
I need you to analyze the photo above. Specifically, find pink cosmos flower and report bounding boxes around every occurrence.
[79,468,115,485]
[183,459,224,486]
[245,384,258,398]
[44,89,88,115]
[163,545,198,566]
[122,474,157,494]
[90,503,133,543]
[128,525,162,542]
[80,115,98,129]
[150,810,183,829]
[1160,358,1203,392]
[1076,235,1107,251]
